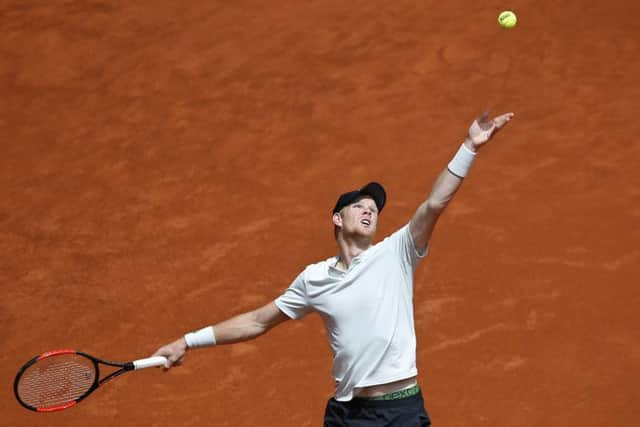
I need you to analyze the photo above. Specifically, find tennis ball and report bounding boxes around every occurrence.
[498,11,517,29]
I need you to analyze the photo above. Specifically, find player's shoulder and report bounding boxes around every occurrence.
[301,256,337,278]
[379,223,411,244]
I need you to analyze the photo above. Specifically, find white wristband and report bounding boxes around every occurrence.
[184,326,217,348]
[447,143,477,178]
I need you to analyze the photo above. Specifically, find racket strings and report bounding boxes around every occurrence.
[17,354,97,408]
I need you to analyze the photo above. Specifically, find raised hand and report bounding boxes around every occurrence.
[466,111,515,151]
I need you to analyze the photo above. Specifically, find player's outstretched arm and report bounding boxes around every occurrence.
[409,111,514,252]
[152,301,289,369]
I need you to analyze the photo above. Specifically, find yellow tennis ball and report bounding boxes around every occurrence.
[498,11,517,29]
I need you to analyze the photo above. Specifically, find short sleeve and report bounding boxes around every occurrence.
[274,271,312,320]
[386,223,428,272]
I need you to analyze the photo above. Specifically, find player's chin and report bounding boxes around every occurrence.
[358,225,376,237]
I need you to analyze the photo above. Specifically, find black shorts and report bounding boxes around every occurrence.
[323,390,431,427]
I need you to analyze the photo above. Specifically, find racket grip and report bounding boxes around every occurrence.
[132,356,169,370]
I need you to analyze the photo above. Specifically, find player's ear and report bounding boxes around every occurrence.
[332,212,342,228]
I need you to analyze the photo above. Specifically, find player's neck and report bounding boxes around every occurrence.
[336,235,372,270]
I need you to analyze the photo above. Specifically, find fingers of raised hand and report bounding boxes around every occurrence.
[468,111,514,144]
[475,111,493,131]
[492,112,515,129]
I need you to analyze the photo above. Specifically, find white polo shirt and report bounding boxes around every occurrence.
[275,224,427,401]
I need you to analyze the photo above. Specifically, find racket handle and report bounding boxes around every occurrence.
[132,356,169,370]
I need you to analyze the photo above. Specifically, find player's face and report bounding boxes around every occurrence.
[340,196,379,238]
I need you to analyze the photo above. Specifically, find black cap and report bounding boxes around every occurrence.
[332,182,386,214]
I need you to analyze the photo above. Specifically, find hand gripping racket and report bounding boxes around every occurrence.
[14,349,168,412]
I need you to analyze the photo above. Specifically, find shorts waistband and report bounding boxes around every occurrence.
[358,384,421,401]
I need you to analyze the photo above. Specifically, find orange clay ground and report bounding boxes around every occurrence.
[1,1,638,426]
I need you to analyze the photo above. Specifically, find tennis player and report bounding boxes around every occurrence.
[152,111,515,426]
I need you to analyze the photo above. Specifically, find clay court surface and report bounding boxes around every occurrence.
[1,1,639,426]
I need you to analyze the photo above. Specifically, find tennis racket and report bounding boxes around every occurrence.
[14,349,168,412]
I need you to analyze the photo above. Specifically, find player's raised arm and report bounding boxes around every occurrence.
[409,111,514,252]
[152,301,290,369]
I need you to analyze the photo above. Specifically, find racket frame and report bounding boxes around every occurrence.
[14,349,138,412]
